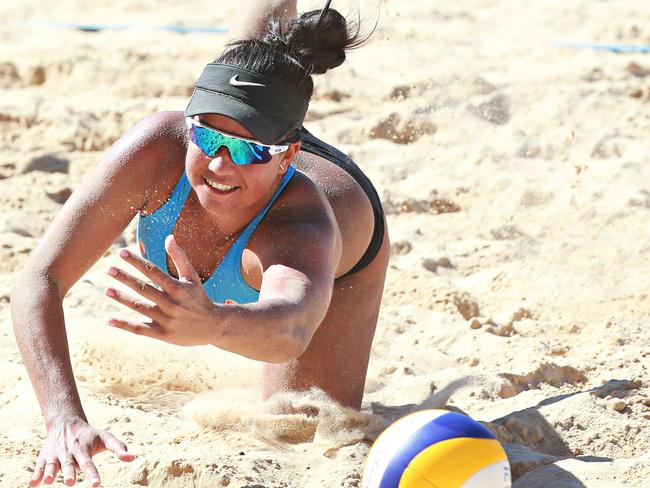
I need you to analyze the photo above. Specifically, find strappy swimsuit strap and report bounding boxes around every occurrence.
[136,170,193,273]
[234,165,296,246]
[299,127,385,279]
[199,165,296,304]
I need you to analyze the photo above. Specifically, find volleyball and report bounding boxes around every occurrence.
[362,409,511,488]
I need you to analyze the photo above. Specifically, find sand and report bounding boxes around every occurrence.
[1,0,649,486]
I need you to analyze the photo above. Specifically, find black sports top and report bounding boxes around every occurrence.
[299,127,385,279]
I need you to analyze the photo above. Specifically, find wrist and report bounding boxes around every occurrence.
[45,411,87,431]
[208,301,229,346]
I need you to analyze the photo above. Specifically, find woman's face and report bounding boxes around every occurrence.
[185,114,298,217]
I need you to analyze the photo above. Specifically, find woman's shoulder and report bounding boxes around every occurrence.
[252,168,337,246]
[107,111,186,176]
[126,111,187,162]
[246,167,341,279]
[138,110,187,139]
[111,111,187,213]
[271,168,333,221]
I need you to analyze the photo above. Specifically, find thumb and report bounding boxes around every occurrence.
[99,431,136,462]
[165,234,201,283]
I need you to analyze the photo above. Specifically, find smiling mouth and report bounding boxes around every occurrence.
[204,178,240,193]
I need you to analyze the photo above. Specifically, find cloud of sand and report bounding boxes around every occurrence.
[183,388,390,448]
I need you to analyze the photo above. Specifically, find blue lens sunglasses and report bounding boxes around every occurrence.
[186,117,290,165]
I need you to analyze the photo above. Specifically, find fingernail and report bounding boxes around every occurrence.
[119,249,130,258]
[105,288,116,297]
[108,319,117,326]
[108,267,118,276]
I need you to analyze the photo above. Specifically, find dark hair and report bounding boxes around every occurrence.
[216,3,369,104]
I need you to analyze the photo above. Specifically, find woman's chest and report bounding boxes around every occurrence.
[166,204,263,289]
[166,208,235,283]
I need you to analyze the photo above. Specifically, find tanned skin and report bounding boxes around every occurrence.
[12,2,388,486]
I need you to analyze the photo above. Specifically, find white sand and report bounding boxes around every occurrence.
[1,0,649,486]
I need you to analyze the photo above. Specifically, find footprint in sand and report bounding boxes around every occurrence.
[490,224,530,241]
[19,154,70,174]
[422,256,454,273]
[389,84,412,101]
[383,195,460,215]
[0,62,46,87]
[469,93,511,125]
[452,292,480,320]
[626,61,650,78]
[45,186,73,204]
[628,85,650,100]
[0,62,20,88]
[497,363,587,399]
[386,79,434,102]
[27,66,46,85]
[591,133,637,159]
[390,240,412,256]
[369,112,436,144]
[318,89,350,102]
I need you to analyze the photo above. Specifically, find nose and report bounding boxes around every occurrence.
[207,147,235,172]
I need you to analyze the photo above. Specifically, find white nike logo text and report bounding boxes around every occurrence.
[229,75,266,87]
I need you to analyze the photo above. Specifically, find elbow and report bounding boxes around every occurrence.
[266,328,310,364]
[10,272,34,308]
[11,270,63,314]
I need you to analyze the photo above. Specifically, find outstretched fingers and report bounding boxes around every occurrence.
[69,450,100,487]
[107,266,175,311]
[117,248,183,295]
[29,457,46,487]
[108,317,163,338]
[42,458,59,485]
[99,431,136,462]
[104,287,167,323]
[59,455,76,486]
[164,235,202,283]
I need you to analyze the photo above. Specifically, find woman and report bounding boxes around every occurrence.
[11,1,388,486]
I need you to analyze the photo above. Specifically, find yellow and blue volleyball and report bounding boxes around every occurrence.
[362,409,511,488]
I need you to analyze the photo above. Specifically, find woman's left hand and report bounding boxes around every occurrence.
[104,235,220,346]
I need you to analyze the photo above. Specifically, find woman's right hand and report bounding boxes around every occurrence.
[30,416,136,487]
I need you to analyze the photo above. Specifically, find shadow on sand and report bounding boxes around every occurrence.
[365,378,637,485]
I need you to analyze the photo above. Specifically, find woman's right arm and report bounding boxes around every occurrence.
[11,111,183,486]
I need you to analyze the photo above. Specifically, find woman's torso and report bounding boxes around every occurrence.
[137,112,380,294]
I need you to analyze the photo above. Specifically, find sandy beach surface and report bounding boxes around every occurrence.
[1,0,650,486]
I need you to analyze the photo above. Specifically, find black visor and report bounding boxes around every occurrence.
[185,63,309,145]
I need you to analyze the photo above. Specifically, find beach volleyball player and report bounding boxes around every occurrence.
[11,0,388,485]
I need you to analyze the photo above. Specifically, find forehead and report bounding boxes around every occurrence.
[198,114,254,139]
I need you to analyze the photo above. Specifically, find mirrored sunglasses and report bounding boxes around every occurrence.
[185,117,289,165]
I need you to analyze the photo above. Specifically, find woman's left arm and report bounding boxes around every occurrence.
[106,191,342,363]
[214,207,342,362]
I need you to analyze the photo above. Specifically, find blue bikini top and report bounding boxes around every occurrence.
[136,165,295,304]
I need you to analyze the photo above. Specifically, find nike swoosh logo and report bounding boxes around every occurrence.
[229,75,266,87]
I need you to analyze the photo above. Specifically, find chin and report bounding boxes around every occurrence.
[196,185,241,214]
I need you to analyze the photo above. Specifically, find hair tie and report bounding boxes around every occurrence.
[315,0,333,29]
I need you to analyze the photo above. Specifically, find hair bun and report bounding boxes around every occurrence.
[284,8,360,75]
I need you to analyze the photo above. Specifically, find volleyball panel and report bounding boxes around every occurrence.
[362,410,449,488]
[377,412,497,488]
[397,467,438,487]
[461,461,511,488]
[401,437,508,488]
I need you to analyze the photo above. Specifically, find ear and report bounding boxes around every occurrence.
[279,141,301,174]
